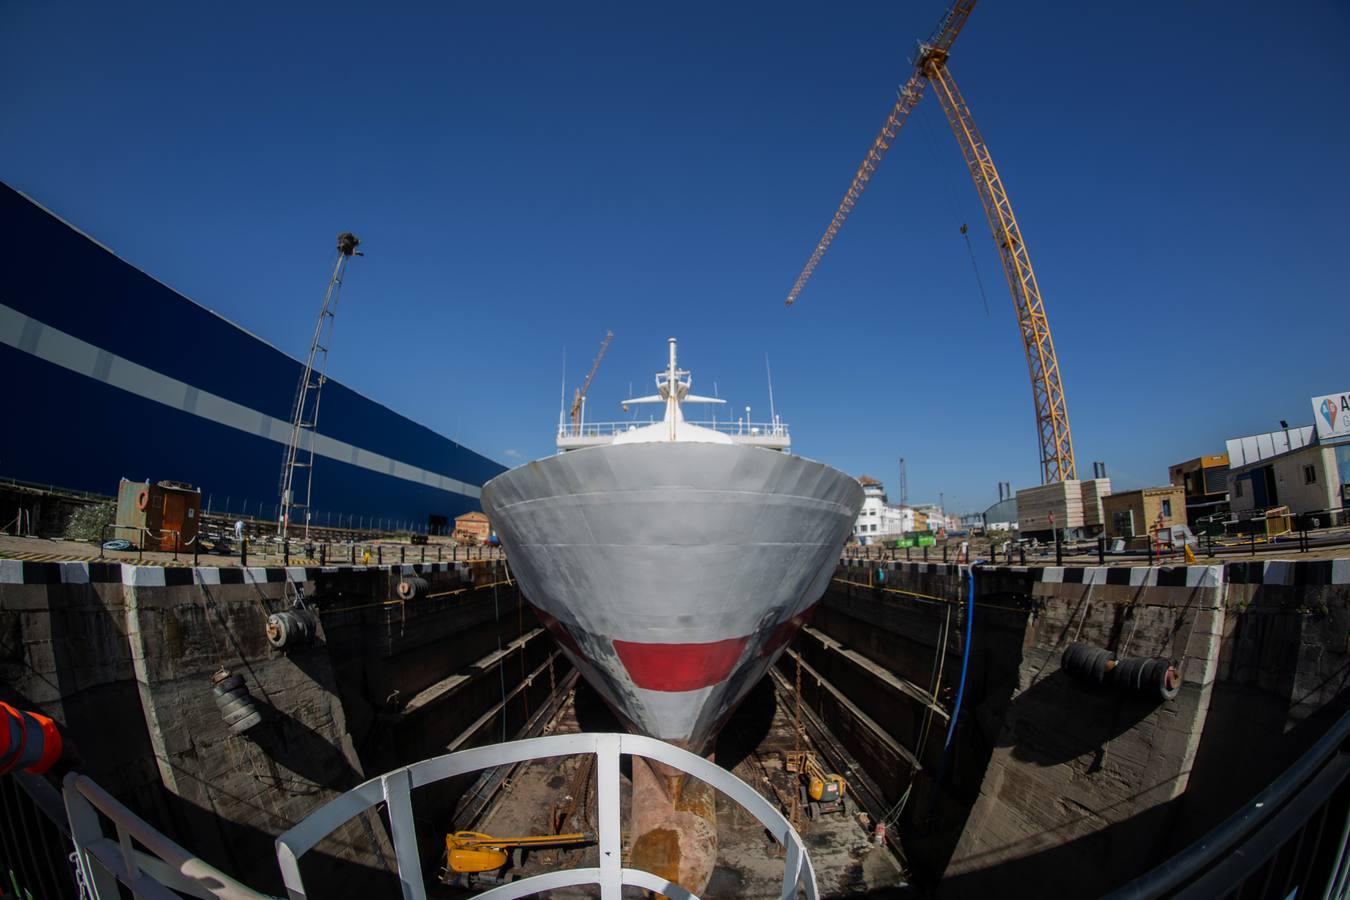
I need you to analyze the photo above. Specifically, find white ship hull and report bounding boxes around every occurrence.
[481,441,862,752]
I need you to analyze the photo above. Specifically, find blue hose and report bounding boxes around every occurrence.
[937,560,982,781]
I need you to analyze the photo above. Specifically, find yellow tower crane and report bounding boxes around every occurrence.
[569,330,614,427]
[784,0,1076,484]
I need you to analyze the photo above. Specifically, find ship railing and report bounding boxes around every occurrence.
[63,771,272,899]
[275,731,818,900]
[557,420,791,440]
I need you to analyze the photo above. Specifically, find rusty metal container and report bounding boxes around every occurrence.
[114,478,201,550]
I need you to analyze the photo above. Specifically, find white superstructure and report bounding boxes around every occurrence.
[557,338,789,452]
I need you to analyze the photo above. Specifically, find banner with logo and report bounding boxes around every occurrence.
[1311,391,1350,440]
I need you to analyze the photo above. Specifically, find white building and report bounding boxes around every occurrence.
[851,477,915,544]
[1226,421,1349,517]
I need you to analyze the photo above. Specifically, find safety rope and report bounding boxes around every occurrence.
[917,104,990,317]
[494,580,506,743]
[882,592,952,827]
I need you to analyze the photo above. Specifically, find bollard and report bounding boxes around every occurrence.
[421,545,426,563]
[1097,536,1105,564]
[377,545,383,565]
[284,537,289,566]
[1055,531,1062,566]
[350,544,356,565]
[401,545,406,563]
[905,546,911,561]
[943,545,948,563]
[923,546,928,562]
[1147,540,1154,565]
[1019,547,1026,565]
[1249,527,1256,557]
[240,537,247,568]
[320,543,326,566]
[193,537,199,567]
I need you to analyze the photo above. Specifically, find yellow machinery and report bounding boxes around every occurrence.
[441,830,591,887]
[784,751,848,818]
[783,0,1078,485]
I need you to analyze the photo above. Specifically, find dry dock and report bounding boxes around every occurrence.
[1,550,1347,898]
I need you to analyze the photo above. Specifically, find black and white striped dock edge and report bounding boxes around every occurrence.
[849,557,1350,588]
[0,559,475,587]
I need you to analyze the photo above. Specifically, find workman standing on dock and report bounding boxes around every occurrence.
[234,519,244,545]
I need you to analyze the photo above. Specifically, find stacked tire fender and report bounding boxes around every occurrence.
[211,669,264,735]
[266,608,320,649]
[396,575,428,600]
[1061,642,1180,701]
[0,702,63,776]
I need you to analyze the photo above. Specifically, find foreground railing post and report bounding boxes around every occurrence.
[596,734,622,899]
[382,767,425,900]
[63,778,121,899]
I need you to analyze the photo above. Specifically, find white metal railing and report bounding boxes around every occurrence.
[557,420,791,440]
[275,732,818,900]
[63,772,273,899]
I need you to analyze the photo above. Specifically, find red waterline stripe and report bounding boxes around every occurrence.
[613,635,749,692]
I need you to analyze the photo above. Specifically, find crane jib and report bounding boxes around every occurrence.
[782,0,1076,484]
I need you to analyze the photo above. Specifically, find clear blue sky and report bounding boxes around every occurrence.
[5,1,1348,514]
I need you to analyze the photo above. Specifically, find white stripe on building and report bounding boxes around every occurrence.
[0,302,480,499]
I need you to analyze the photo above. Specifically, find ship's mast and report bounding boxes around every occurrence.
[664,337,683,440]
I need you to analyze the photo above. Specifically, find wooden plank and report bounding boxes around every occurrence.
[782,649,921,770]
[800,625,949,721]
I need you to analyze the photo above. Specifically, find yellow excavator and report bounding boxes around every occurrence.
[440,830,592,888]
[784,751,849,818]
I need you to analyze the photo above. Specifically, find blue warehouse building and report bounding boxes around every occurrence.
[0,182,505,531]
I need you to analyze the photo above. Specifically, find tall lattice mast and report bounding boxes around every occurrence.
[782,0,1078,484]
[277,232,362,539]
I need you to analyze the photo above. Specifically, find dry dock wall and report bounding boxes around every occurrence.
[798,558,1348,897]
[0,558,563,896]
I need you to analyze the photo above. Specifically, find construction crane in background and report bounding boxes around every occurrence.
[277,232,362,539]
[569,330,614,426]
[783,0,1077,484]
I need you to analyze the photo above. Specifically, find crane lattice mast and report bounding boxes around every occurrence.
[277,232,362,539]
[570,331,614,427]
[921,60,1075,481]
[783,0,1076,483]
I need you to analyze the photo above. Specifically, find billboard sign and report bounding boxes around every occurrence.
[1311,391,1350,440]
